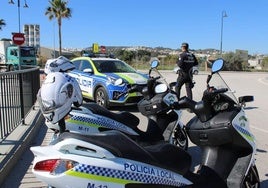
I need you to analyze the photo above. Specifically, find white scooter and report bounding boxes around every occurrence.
[44,59,188,149]
[31,59,259,187]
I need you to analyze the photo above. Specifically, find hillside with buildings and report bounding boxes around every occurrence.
[39,45,265,70]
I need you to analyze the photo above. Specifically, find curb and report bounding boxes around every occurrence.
[0,103,44,186]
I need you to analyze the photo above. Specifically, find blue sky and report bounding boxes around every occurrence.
[1,0,268,55]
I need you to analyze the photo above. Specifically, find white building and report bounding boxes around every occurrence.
[23,24,40,53]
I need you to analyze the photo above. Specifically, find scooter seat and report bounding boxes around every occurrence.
[144,143,192,175]
[57,130,191,176]
[56,130,158,164]
[81,103,140,128]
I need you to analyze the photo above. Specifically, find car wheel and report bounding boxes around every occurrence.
[8,64,14,71]
[193,70,198,75]
[95,87,110,109]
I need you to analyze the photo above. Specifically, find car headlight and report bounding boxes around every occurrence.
[107,76,124,86]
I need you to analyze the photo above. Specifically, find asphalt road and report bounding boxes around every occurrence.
[2,71,268,187]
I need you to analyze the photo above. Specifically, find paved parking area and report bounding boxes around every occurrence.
[1,71,268,187]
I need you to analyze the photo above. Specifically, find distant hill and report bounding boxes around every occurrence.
[40,45,220,59]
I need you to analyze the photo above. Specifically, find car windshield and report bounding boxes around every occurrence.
[92,59,137,73]
[20,47,36,57]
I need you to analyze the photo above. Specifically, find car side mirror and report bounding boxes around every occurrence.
[83,68,93,74]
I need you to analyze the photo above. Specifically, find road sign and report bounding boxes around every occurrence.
[100,46,106,53]
[92,43,99,53]
[12,33,25,46]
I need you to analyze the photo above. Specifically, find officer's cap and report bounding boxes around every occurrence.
[181,42,189,48]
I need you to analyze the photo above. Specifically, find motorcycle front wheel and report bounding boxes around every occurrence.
[243,165,260,188]
[170,126,188,150]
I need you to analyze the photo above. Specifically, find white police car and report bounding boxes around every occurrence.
[68,54,148,108]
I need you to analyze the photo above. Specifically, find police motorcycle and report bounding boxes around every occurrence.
[174,58,259,187]
[42,58,188,150]
[137,59,188,149]
[31,58,259,188]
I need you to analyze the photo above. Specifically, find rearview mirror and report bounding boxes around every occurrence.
[150,60,159,68]
[239,95,254,103]
[211,59,224,73]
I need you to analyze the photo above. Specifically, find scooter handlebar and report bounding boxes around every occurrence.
[149,76,161,81]
[210,87,228,95]
[172,97,197,111]
[172,87,228,111]
[172,87,229,122]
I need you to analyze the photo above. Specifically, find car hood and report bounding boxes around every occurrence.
[107,72,148,84]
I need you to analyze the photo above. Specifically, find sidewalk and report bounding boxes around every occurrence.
[0,102,45,186]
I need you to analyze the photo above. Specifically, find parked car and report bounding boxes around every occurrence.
[192,66,199,75]
[68,54,148,108]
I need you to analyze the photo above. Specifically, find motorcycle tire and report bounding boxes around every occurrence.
[243,165,260,188]
[170,126,188,150]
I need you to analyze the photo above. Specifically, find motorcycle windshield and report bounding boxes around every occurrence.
[151,68,169,87]
[209,72,238,104]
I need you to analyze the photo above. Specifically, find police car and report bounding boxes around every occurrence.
[68,53,148,108]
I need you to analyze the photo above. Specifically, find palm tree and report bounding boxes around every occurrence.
[0,19,6,31]
[45,0,71,56]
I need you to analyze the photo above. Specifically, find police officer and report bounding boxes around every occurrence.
[176,42,198,99]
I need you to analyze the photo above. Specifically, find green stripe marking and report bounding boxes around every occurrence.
[66,119,100,128]
[66,170,138,184]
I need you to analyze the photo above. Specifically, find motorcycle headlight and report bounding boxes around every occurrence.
[154,83,168,93]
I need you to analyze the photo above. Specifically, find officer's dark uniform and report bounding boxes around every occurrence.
[176,43,198,99]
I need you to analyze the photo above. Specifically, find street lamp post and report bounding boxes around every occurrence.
[8,0,29,33]
[8,0,28,71]
[220,10,227,56]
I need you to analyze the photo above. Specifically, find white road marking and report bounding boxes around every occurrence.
[258,78,268,85]
[251,125,268,134]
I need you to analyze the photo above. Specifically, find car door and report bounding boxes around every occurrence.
[69,59,82,79]
[78,60,94,98]
[69,59,92,99]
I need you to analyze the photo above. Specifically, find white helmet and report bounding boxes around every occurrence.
[44,56,75,74]
[37,72,82,123]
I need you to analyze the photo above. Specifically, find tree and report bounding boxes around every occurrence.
[222,52,244,71]
[45,0,71,56]
[0,19,6,31]
[261,57,268,70]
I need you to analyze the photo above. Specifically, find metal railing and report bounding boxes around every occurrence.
[0,66,40,139]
